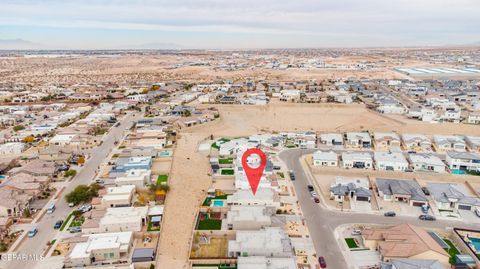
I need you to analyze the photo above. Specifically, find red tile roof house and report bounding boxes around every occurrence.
[10,159,57,177]
[362,224,449,266]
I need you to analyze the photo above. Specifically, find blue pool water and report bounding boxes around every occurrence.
[0,175,6,179]
[470,237,480,252]
[159,151,172,157]
[212,200,224,207]
[451,170,466,175]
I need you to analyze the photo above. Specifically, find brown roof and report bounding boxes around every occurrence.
[363,224,448,259]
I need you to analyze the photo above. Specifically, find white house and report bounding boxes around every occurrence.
[402,134,432,152]
[445,151,480,173]
[319,133,343,147]
[226,188,280,208]
[341,151,373,169]
[408,153,446,173]
[465,136,480,153]
[65,232,133,268]
[101,185,136,208]
[114,169,151,188]
[467,112,480,124]
[224,205,273,230]
[237,256,298,269]
[345,132,372,148]
[0,142,25,155]
[82,207,148,233]
[312,150,338,166]
[279,90,301,102]
[433,135,466,152]
[374,151,409,172]
[228,227,294,258]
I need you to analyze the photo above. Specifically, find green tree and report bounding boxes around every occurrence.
[65,184,101,205]
[13,125,25,132]
[64,169,77,178]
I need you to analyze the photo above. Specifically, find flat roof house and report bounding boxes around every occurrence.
[374,151,409,172]
[433,135,466,152]
[402,134,432,152]
[345,132,372,149]
[330,176,371,203]
[342,151,373,169]
[408,153,446,173]
[374,132,401,150]
[362,224,449,265]
[427,183,480,212]
[82,206,148,233]
[225,205,274,231]
[312,150,338,167]
[446,151,480,173]
[376,178,428,207]
[228,227,294,258]
[380,259,447,269]
[319,133,343,147]
[226,188,281,208]
[114,169,151,189]
[112,157,152,173]
[237,256,298,269]
[100,185,136,208]
[64,231,133,268]
[465,136,480,153]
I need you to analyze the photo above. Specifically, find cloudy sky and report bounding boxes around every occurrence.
[0,0,479,49]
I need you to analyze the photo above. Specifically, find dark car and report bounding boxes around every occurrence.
[307,185,314,192]
[314,197,320,203]
[421,187,430,195]
[53,220,63,229]
[419,214,436,221]
[318,256,327,268]
[384,211,396,217]
[289,171,295,181]
[273,165,281,170]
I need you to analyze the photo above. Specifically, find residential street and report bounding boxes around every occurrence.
[1,112,142,269]
[279,148,479,269]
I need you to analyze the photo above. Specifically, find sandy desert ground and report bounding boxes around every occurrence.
[156,100,480,268]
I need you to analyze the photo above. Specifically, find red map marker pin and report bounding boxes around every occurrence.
[241,148,267,195]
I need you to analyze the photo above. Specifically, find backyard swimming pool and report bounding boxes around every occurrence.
[212,200,224,207]
[469,237,480,253]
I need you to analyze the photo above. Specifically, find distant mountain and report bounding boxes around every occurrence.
[0,39,44,50]
[119,42,184,50]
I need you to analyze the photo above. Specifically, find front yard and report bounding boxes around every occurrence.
[220,169,234,175]
[345,238,359,249]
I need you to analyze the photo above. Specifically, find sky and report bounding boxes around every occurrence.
[0,0,479,49]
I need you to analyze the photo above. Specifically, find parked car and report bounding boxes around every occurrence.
[69,227,82,233]
[318,256,327,268]
[307,185,314,192]
[421,205,429,214]
[475,208,480,218]
[68,202,75,207]
[79,204,92,213]
[351,229,362,235]
[310,191,317,197]
[314,197,320,203]
[54,220,64,229]
[289,171,295,181]
[419,214,436,221]
[28,227,38,238]
[421,187,430,195]
[384,211,396,217]
[273,165,281,170]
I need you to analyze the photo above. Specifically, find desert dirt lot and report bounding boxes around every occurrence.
[156,101,480,269]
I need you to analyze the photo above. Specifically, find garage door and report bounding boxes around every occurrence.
[412,202,425,207]
[458,205,471,210]
[357,197,370,202]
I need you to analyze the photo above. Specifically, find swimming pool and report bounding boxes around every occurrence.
[159,151,172,157]
[469,237,480,253]
[451,170,466,175]
[212,200,224,207]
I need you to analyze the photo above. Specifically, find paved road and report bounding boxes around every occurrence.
[279,149,479,269]
[1,112,142,269]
